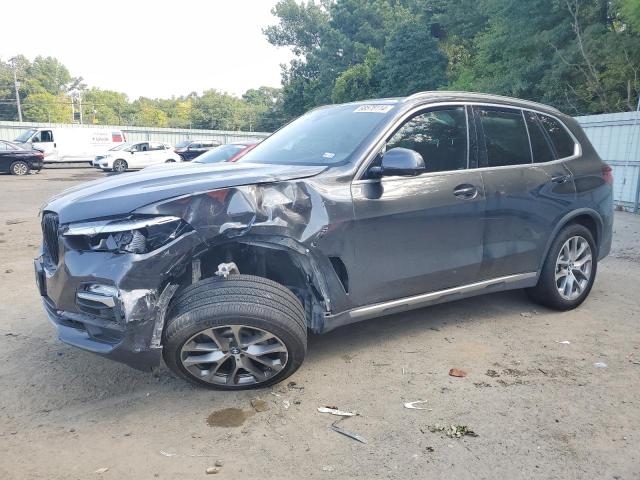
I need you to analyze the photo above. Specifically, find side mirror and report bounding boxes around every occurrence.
[371,147,425,177]
[130,150,135,154]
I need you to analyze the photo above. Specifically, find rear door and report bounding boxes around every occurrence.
[148,142,168,164]
[349,105,486,306]
[474,106,576,279]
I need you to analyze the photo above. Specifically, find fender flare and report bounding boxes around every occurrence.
[536,208,603,274]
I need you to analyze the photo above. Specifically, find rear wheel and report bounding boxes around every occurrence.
[112,159,128,173]
[10,161,30,176]
[527,224,597,310]
[163,275,307,390]
[165,159,176,163]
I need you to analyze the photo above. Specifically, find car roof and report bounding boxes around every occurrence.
[401,91,562,114]
[333,91,562,115]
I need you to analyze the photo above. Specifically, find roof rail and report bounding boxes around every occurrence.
[403,91,561,114]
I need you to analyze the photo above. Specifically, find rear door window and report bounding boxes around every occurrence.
[476,107,531,167]
[537,114,576,159]
[524,112,555,163]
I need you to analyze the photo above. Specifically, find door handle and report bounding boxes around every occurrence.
[551,174,571,184]
[53,143,56,148]
[453,184,478,199]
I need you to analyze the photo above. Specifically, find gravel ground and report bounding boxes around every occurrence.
[0,167,639,479]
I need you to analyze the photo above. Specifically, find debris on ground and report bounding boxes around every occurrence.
[627,352,640,365]
[594,362,608,369]
[318,406,356,416]
[160,451,177,457]
[473,381,492,388]
[5,269,13,274]
[321,465,335,472]
[428,424,478,438]
[5,219,25,225]
[425,446,435,452]
[555,340,571,345]
[404,400,429,410]
[283,400,291,409]
[215,460,223,467]
[251,399,270,412]
[287,381,304,390]
[485,369,500,378]
[206,466,220,474]
[330,423,368,444]
[449,368,467,378]
[94,467,109,474]
[520,312,533,318]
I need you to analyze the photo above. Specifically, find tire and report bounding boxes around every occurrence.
[10,161,30,176]
[526,224,597,310]
[112,159,128,173]
[165,159,176,163]
[163,274,307,390]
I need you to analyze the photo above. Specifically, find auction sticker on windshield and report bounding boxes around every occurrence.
[354,105,394,113]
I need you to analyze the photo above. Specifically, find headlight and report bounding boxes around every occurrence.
[63,216,191,253]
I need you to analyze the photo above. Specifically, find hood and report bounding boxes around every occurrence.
[45,162,326,223]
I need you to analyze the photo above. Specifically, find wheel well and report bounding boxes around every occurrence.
[187,243,322,326]
[568,214,599,246]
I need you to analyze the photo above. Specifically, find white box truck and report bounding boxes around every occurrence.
[13,127,127,163]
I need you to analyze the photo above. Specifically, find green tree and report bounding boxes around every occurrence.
[22,92,72,122]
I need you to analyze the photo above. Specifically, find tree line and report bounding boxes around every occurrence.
[267,0,640,118]
[0,56,285,131]
[2,1,639,131]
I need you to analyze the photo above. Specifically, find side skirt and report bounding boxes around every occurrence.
[321,272,538,333]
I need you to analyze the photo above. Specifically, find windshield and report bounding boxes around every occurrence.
[2,140,26,150]
[15,129,38,143]
[238,104,395,166]
[194,144,246,164]
[109,142,132,151]
[175,140,191,148]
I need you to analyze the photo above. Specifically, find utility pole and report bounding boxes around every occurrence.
[9,57,22,122]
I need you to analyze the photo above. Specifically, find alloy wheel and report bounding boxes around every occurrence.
[179,325,289,386]
[555,235,592,300]
[13,163,28,175]
[113,160,126,172]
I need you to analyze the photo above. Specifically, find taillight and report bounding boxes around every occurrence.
[602,164,613,185]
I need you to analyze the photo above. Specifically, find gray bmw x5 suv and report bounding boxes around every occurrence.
[35,92,613,390]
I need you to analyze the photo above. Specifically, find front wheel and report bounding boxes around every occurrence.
[165,159,176,163]
[163,275,307,390]
[527,224,597,310]
[112,159,128,173]
[10,161,30,176]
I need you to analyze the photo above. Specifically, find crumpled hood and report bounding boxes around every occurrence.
[45,162,326,223]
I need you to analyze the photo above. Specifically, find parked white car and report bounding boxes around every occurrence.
[94,142,181,172]
[14,127,126,163]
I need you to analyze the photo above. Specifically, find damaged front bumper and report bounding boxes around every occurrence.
[34,231,199,371]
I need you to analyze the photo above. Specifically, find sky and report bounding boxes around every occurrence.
[0,0,293,99]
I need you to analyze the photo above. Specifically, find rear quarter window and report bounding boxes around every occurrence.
[524,112,555,163]
[537,114,576,159]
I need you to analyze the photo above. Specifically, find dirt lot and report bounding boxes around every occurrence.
[1,167,639,479]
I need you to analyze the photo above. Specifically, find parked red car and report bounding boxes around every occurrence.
[193,143,258,164]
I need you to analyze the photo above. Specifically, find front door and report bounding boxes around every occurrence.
[349,106,486,307]
[31,129,57,161]
[473,106,577,279]
[129,142,151,168]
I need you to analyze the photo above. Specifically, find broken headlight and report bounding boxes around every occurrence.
[63,216,191,254]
